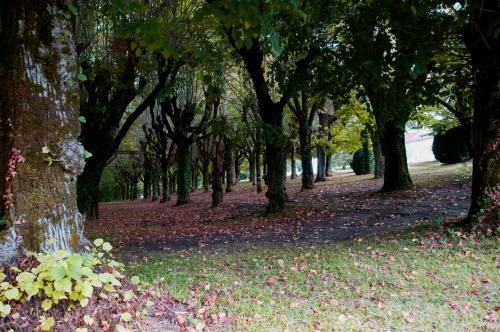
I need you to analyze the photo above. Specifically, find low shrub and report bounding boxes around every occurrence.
[432,126,471,164]
[350,148,373,175]
[0,240,181,331]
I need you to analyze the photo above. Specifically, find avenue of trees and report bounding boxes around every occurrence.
[0,0,498,259]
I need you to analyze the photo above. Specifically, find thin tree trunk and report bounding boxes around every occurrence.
[316,146,326,182]
[0,0,87,262]
[202,155,210,192]
[225,141,233,192]
[255,148,263,193]
[152,165,159,201]
[160,155,170,203]
[249,152,256,185]
[176,139,191,205]
[463,0,500,223]
[371,129,384,179]
[212,142,224,207]
[361,129,371,174]
[298,126,314,190]
[325,154,332,177]
[290,142,297,179]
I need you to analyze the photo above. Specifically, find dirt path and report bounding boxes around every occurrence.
[85,162,472,258]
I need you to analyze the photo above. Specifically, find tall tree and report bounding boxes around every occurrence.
[462,0,499,224]
[0,0,87,262]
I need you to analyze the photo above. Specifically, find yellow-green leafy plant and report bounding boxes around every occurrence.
[0,239,123,326]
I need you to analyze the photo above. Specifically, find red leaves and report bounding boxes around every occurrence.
[3,148,26,210]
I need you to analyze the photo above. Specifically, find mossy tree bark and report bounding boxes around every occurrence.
[463,0,500,224]
[0,0,87,262]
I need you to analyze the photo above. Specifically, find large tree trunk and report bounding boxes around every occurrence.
[76,160,102,219]
[176,139,191,205]
[380,121,413,191]
[264,142,288,213]
[298,126,314,190]
[463,0,500,224]
[0,0,87,262]
[211,142,224,207]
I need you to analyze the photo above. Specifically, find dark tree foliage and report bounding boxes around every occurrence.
[432,126,471,164]
[350,149,374,176]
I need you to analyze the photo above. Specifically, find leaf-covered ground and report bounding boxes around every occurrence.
[86,161,473,257]
[86,161,499,331]
[127,229,498,331]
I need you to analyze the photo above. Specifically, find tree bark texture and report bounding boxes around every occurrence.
[463,0,500,223]
[0,0,87,262]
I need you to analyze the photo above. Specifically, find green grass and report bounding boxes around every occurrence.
[125,226,498,331]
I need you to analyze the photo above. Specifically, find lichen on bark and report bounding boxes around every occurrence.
[0,1,87,262]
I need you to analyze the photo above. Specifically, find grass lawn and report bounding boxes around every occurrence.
[125,226,498,331]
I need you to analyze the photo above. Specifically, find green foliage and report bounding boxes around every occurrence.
[409,105,460,135]
[350,148,374,175]
[0,239,123,321]
[432,126,471,164]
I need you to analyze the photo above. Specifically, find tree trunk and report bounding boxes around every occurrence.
[325,154,332,177]
[255,148,263,193]
[211,142,224,207]
[380,121,413,191]
[151,164,159,201]
[77,161,102,219]
[371,129,384,179]
[316,146,326,182]
[463,0,500,223]
[361,129,371,174]
[142,143,152,199]
[249,152,256,185]
[264,143,287,212]
[191,167,198,192]
[0,0,87,262]
[224,141,233,192]
[290,142,297,179]
[160,156,170,203]
[176,139,191,205]
[298,126,315,190]
[202,154,210,192]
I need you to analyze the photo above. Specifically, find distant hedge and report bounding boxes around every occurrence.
[432,126,471,164]
[350,148,373,175]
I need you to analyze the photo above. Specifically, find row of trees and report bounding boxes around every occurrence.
[0,0,498,259]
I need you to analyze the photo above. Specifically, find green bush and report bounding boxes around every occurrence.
[350,148,374,175]
[432,126,471,164]
[0,240,141,331]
